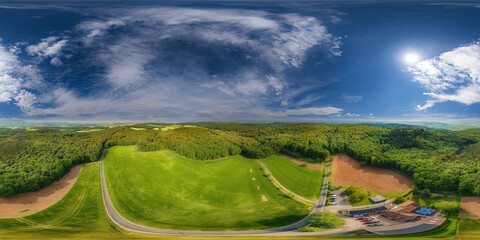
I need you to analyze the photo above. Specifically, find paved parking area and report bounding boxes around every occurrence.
[325,189,351,211]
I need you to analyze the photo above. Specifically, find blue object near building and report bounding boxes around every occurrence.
[416,208,435,215]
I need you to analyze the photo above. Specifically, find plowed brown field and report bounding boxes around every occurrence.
[332,155,412,193]
[460,197,480,219]
[0,165,82,218]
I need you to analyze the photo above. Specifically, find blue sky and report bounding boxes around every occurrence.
[0,1,480,124]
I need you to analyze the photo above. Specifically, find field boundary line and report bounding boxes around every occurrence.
[256,160,316,204]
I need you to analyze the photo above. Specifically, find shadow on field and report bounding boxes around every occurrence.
[254,214,305,227]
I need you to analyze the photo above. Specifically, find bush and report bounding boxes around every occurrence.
[421,188,431,197]
[309,211,346,228]
[432,201,460,216]
[345,186,368,204]
[394,196,406,204]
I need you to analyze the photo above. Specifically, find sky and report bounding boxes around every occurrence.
[0,1,480,124]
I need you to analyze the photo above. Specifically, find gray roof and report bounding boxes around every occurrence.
[370,195,387,202]
[348,206,387,215]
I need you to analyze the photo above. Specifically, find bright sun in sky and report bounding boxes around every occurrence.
[404,52,420,64]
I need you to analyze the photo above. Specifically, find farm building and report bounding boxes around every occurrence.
[370,195,386,203]
[381,211,419,222]
[381,201,422,222]
[343,205,390,217]
[416,208,436,216]
[398,201,421,211]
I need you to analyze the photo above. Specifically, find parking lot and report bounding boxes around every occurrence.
[325,188,351,211]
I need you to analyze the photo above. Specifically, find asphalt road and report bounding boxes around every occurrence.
[100,150,333,236]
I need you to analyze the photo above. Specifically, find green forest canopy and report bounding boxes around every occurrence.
[0,123,479,197]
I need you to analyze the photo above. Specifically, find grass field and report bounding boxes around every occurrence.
[103,146,311,231]
[0,153,479,239]
[260,155,323,200]
[76,129,104,132]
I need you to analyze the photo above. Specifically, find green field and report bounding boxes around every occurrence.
[260,155,323,200]
[103,146,312,231]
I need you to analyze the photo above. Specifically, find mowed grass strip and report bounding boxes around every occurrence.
[104,146,311,231]
[0,162,117,235]
[260,155,323,200]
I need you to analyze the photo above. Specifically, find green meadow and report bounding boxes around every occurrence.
[103,146,312,231]
[0,152,479,239]
[260,155,323,200]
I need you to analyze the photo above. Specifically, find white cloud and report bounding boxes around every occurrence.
[342,94,362,103]
[284,107,342,116]
[100,38,154,89]
[21,7,343,121]
[410,40,480,110]
[76,19,125,45]
[0,42,41,111]
[26,36,68,66]
[345,113,360,117]
[14,89,37,111]
[297,94,325,105]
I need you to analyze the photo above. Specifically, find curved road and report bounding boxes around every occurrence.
[100,151,333,236]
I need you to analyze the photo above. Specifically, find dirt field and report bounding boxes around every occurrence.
[460,197,480,219]
[332,155,412,193]
[279,154,324,171]
[0,165,82,218]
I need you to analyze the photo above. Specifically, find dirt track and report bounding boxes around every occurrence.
[332,155,412,193]
[460,197,480,219]
[0,165,82,218]
[279,154,324,171]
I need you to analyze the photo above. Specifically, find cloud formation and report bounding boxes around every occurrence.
[284,107,342,116]
[0,42,41,111]
[20,7,343,120]
[341,94,362,103]
[26,36,68,66]
[410,41,480,110]
[0,6,347,122]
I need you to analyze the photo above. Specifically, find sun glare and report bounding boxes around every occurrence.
[404,52,420,64]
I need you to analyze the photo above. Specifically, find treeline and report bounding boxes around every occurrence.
[2,123,480,197]
[102,126,249,160]
[195,123,480,195]
[0,129,115,197]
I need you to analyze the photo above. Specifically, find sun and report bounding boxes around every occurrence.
[404,52,420,64]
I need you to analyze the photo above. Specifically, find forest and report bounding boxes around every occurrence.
[0,123,479,197]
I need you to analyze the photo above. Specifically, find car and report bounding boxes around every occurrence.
[368,223,383,227]
[329,199,335,202]
[364,221,379,224]
[361,219,374,222]
[356,218,365,220]
[330,188,335,191]
[331,194,336,197]
[331,202,337,205]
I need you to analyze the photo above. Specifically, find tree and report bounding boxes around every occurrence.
[394,196,406,204]
[421,188,431,197]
